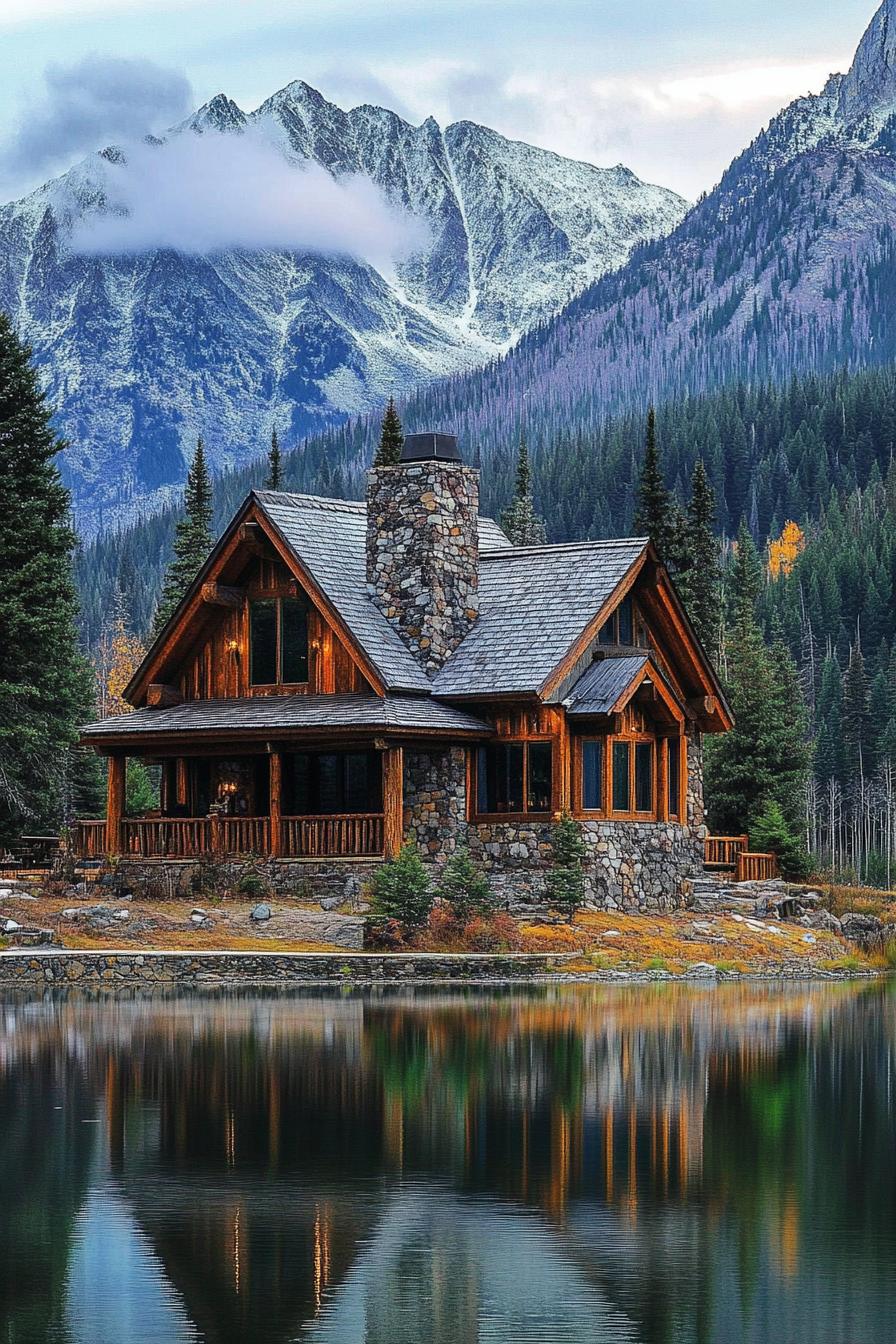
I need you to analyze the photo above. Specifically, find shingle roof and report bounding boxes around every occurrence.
[82,694,491,740]
[254,492,509,694]
[563,654,649,716]
[431,539,648,698]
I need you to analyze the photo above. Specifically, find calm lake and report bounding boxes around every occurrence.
[2,982,894,1343]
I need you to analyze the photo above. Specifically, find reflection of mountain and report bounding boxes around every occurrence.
[304,1186,634,1343]
[2,985,896,1343]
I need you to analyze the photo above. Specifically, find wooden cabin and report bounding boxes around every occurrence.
[76,433,731,910]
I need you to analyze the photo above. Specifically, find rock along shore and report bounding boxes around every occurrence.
[0,950,885,989]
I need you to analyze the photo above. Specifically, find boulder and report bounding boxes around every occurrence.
[250,903,272,923]
[840,912,887,950]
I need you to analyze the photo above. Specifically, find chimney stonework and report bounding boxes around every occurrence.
[366,454,480,676]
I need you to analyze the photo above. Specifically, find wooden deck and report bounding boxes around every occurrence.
[72,814,385,860]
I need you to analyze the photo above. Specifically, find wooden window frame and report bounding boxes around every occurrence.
[573,727,665,822]
[472,738,556,821]
[248,595,309,689]
[665,734,686,822]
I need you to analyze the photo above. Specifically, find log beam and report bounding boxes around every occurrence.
[382,746,404,859]
[269,750,282,858]
[201,581,243,609]
[106,754,126,855]
[147,682,183,708]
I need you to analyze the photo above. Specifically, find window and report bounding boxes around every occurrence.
[249,600,277,685]
[612,741,631,812]
[668,738,681,819]
[476,741,554,816]
[617,596,633,645]
[634,741,654,813]
[597,596,637,647]
[249,597,309,686]
[581,739,604,811]
[286,751,381,814]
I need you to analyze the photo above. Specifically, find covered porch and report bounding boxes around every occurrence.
[73,744,404,861]
[75,691,491,864]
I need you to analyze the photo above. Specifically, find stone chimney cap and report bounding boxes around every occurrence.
[400,432,462,463]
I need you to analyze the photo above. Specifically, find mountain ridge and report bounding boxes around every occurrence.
[0,80,685,532]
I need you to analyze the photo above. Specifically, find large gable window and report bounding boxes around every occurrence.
[250,597,309,686]
[476,741,553,816]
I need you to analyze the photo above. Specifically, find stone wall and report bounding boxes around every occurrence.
[0,950,575,988]
[365,461,480,673]
[402,731,705,913]
[108,857,378,907]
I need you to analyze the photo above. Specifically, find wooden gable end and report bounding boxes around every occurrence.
[541,546,731,732]
[127,501,378,708]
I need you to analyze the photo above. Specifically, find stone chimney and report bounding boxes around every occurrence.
[366,433,480,675]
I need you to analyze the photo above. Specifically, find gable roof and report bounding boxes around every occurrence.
[256,492,510,694]
[431,539,649,698]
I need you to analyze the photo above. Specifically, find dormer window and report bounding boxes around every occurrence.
[249,597,309,686]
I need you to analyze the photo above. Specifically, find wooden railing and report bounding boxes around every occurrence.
[735,851,780,883]
[218,816,270,855]
[121,817,210,858]
[71,820,107,859]
[704,834,749,871]
[73,813,384,859]
[281,814,384,858]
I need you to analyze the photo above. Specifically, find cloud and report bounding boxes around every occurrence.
[69,128,428,268]
[0,54,192,186]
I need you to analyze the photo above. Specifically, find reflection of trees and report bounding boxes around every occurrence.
[0,1036,97,1344]
[2,984,895,1344]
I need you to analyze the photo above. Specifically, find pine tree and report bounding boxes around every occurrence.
[153,437,214,635]
[633,406,685,568]
[501,431,547,546]
[373,397,403,467]
[265,427,282,490]
[680,459,721,656]
[0,312,99,843]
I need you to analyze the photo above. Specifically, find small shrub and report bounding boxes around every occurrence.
[437,847,494,922]
[645,955,669,971]
[237,870,269,900]
[750,799,810,879]
[369,843,432,934]
[461,912,522,952]
[546,812,586,921]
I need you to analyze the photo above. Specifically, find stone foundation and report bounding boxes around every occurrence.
[106,857,378,907]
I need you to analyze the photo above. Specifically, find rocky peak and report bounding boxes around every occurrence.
[839,0,896,122]
[187,94,248,135]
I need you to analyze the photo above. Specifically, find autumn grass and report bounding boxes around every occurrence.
[813,879,896,921]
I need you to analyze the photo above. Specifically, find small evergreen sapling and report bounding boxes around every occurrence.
[501,432,546,546]
[265,427,283,489]
[546,812,586,921]
[437,846,494,922]
[374,397,404,466]
[369,842,432,932]
[750,799,809,880]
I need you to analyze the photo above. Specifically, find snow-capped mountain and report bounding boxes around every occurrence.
[0,82,685,530]
[404,0,896,467]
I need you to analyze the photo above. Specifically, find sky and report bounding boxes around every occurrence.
[0,0,880,204]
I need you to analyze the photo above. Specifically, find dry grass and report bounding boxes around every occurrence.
[812,879,896,922]
[519,908,856,972]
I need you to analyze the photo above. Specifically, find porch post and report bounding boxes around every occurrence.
[382,745,404,859]
[106,753,125,855]
[657,735,669,822]
[269,750,282,858]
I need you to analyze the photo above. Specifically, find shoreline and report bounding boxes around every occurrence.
[0,949,886,989]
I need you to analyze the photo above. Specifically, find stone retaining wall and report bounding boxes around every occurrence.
[109,857,378,906]
[0,950,574,988]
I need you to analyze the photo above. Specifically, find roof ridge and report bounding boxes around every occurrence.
[255,490,367,512]
[481,537,648,559]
